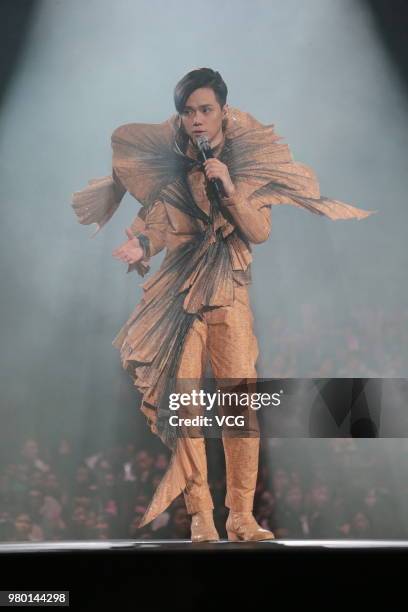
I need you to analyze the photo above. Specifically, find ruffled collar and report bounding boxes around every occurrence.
[110,105,374,222]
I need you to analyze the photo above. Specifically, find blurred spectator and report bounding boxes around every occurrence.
[348,511,373,539]
[53,439,77,492]
[276,485,307,538]
[306,483,337,537]
[152,507,191,539]
[20,439,50,474]
[11,513,43,542]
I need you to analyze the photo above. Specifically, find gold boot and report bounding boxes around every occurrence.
[180,437,219,542]
[226,511,275,541]
[223,436,275,541]
[191,510,220,543]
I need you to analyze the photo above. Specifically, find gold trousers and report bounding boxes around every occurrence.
[139,284,261,526]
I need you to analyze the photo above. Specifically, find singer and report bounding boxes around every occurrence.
[71,68,374,542]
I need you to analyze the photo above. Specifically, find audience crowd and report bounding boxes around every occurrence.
[2,305,406,541]
[1,435,406,542]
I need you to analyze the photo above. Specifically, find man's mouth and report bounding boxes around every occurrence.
[193,130,205,134]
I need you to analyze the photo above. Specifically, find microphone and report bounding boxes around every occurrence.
[195,135,225,200]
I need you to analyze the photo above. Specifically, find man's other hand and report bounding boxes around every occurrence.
[112,228,145,264]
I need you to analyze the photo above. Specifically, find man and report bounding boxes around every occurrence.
[72,68,373,542]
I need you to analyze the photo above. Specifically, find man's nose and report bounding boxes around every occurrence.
[193,113,203,125]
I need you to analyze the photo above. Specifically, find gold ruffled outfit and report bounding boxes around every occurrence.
[71,107,374,529]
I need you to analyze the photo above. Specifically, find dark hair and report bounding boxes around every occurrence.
[174,68,228,113]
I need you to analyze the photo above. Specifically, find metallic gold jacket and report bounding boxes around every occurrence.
[71,106,375,448]
[72,105,374,282]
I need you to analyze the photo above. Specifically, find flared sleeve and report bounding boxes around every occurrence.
[71,168,127,238]
[221,107,377,222]
[71,116,183,276]
[71,115,183,231]
[110,118,184,206]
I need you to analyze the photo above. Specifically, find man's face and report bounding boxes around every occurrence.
[180,87,227,148]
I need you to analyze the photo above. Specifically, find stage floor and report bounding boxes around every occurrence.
[0,538,406,609]
[1,538,408,553]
